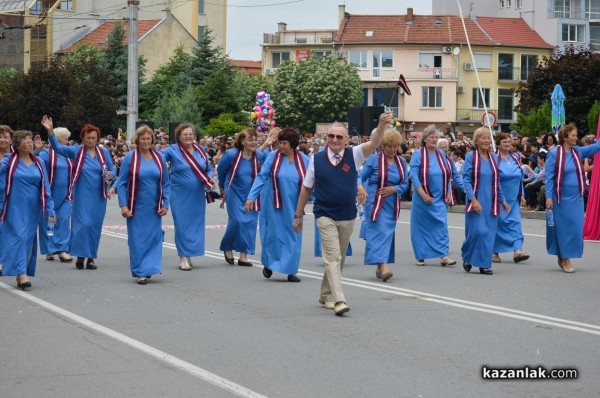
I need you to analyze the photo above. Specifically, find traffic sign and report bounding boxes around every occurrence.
[481,111,497,128]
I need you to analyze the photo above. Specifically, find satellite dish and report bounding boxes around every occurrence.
[453,47,461,56]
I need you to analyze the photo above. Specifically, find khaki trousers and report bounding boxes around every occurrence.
[316,216,355,304]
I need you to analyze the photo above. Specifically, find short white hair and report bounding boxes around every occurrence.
[53,127,71,141]
[437,138,449,149]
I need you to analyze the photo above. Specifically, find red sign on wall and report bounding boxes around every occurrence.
[296,49,311,61]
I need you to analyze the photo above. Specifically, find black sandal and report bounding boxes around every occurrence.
[75,257,84,270]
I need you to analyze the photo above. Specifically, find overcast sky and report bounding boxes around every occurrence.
[226,0,433,60]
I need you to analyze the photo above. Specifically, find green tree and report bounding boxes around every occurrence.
[139,46,192,118]
[587,100,600,136]
[233,72,275,113]
[273,55,364,132]
[172,85,203,128]
[0,67,17,96]
[188,28,231,87]
[204,113,246,137]
[516,46,600,134]
[100,22,146,111]
[195,70,242,125]
[510,102,551,136]
[153,93,180,130]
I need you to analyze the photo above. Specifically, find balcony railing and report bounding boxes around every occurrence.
[498,66,521,81]
[263,31,335,45]
[456,109,499,122]
[415,67,459,80]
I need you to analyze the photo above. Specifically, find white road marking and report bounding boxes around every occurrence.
[0,277,269,398]
[104,230,600,336]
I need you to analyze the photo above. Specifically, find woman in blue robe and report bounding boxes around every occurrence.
[245,128,309,281]
[258,129,280,253]
[0,124,14,277]
[161,123,214,271]
[492,133,529,263]
[218,128,266,266]
[118,126,170,284]
[0,130,54,289]
[37,128,73,262]
[410,125,463,267]
[461,127,509,275]
[546,124,600,273]
[44,116,116,270]
[361,129,409,282]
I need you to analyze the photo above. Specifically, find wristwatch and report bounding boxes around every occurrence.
[294,214,302,218]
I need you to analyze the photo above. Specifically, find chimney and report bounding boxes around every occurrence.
[277,22,287,32]
[406,8,414,24]
[339,4,346,25]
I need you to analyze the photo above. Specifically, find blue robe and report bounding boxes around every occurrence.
[218,148,265,254]
[545,142,600,258]
[38,149,72,255]
[0,156,54,276]
[258,146,274,251]
[161,145,213,257]
[461,152,505,269]
[493,154,525,253]
[247,150,309,274]
[361,154,409,265]
[49,136,116,259]
[117,151,170,277]
[410,149,463,260]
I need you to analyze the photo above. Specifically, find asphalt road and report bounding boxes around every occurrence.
[1,201,599,398]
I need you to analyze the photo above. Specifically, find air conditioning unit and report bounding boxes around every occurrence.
[434,70,442,79]
[265,68,277,76]
[442,45,453,54]
[457,86,465,94]
[464,63,474,71]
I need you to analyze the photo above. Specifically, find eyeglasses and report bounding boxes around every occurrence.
[327,133,346,140]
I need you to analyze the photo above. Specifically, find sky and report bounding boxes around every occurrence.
[226,0,433,60]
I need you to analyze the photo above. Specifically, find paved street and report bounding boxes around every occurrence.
[1,201,599,397]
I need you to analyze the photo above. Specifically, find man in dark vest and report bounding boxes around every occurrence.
[293,113,390,316]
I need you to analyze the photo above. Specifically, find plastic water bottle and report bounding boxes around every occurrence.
[357,203,365,220]
[47,216,55,236]
[102,164,109,182]
[546,209,554,227]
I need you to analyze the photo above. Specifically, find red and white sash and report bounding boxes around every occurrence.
[178,143,215,203]
[224,149,261,210]
[127,149,165,216]
[445,156,457,206]
[371,152,406,221]
[555,145,585,204]
[272,150,306,209]
[47,147,73,188]
[1,153,47,221]
[420,147,451,200]
[68,145,108,201]
[465,150,500,216]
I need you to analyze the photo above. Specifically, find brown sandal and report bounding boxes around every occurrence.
[86,259,97,270]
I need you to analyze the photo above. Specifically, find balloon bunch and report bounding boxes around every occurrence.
[384,106,401,128]
[251,91,276,133]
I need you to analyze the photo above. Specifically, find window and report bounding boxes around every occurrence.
[498,53,515,80]
[520,54,538,80]
[373,88,397,107]
[507,0,512,7]
[473,53,492,69]
[372,50,393,68]
[295,38,307,44]
[348,50,367,68]
[419,53,442,68]
[272,51,290,68]
[198,0,205,14]
[562,24,585,42]
[198,26,205,40]
[472,88,491,108]
[498,88,514,120]
[7,45,16,55]
[312,50,332,58]
[60,0,73,10]
[516,0,522,8]
[422,86,443,108]
[554,0,572,18]
[499,0,505,8]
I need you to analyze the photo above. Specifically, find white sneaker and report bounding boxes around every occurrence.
[334,301,350,316]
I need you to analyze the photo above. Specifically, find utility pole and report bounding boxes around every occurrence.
[126,0,140,144]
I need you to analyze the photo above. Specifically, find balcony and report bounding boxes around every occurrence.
[263,31,335,46]
[415,67,458,80]
[456,109,499,123]
[498,67,521,82]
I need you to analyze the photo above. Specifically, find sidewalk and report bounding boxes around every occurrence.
[399,202,546,220]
